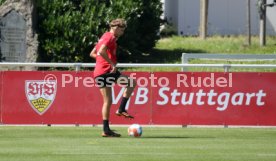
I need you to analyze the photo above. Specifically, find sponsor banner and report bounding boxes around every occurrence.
[1,71,276,125]
[2,71,100,124]
[1,71,151,124]
[151,72,276,125]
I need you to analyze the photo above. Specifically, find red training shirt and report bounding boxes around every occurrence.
[93,32,117,77]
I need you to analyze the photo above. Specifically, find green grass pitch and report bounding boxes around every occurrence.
[1,126,276,161]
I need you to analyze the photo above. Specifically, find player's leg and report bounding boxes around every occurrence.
[116,74,136,118]
[100,87,120,137]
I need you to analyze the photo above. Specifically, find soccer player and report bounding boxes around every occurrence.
[90,18,136,137]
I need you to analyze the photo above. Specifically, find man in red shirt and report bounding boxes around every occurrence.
[90,18,136,137]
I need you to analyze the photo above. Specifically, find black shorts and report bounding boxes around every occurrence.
[95,70,121,88]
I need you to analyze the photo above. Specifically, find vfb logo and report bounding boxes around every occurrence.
[25,74,57,115]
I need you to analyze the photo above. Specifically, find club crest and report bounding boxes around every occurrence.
[25,76,57,115]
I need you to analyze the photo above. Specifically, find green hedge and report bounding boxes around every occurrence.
[37,0,163,63]
[0,0,5,5]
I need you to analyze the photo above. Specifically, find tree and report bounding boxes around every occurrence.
[0,0,6,5]
[258,0,267,46]
[199,0,208,39]
[37,0,163,63]
[257,0,276,46]
[246,0,251,45]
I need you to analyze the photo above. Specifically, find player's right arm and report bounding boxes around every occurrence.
[97,44,117,73]
[90,47,97,59]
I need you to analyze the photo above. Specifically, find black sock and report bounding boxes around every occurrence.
[103,120,110,132]
[119,97,129,112]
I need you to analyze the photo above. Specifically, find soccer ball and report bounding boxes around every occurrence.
[128,124,142,137]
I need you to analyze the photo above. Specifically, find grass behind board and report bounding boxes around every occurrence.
[125,36,276,72]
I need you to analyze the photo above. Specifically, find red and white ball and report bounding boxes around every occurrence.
[128,124,142,137]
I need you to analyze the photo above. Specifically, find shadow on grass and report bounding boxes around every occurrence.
[141,136,215,139]
[119,48,206,63]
